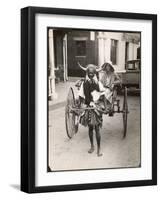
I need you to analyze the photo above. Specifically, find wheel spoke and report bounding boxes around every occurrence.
[65,88,77,138]
[122,87,128,138]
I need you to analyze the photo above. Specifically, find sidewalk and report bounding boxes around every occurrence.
[49,78,80,110]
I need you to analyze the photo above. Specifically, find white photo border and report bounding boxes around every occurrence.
[35,13,152,187]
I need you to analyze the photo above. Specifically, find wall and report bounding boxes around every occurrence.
[104,32,126,71]
[98,32,139,72]
[67,30,98,76]
[0,0,160,200]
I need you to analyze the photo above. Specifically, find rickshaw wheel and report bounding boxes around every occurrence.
[65,87,78,139]
[122,87,128,138]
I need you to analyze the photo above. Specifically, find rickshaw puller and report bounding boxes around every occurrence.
[78,63,104,157]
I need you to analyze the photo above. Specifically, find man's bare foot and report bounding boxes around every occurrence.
[88,147,94,153]
[97,151,103,157]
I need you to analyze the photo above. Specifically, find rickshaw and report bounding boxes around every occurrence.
[65,80,129,139]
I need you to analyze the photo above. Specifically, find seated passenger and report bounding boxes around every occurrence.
[100,61,121,114]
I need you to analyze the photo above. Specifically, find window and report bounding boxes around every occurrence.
[125,42,129,62]
[110,39,118,65]
[75,40,86,56]
[137,47,140,59]
[126,60,140,70]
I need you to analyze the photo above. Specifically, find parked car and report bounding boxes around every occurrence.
[121,59,140,93]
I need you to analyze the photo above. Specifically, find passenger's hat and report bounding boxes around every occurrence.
[101,61,114,72]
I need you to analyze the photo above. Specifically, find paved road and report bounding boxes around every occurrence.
[48,96,140,171]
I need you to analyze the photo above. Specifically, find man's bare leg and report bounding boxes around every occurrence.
[88,125,94,153]
[95,126,103,156]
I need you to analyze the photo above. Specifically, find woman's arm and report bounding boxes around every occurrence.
[113,73,122,85]
[108,73,122,90]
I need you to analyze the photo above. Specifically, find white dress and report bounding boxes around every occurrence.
[100,72,121,103]
[78,75,105,102]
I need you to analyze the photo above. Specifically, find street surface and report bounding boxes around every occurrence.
[48,81,140,171]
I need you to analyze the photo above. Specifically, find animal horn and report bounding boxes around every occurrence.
[78,62,87,71]
[96,65,103,72]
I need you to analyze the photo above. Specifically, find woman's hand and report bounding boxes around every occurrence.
[109,84,114,90]
[89,102,96,108]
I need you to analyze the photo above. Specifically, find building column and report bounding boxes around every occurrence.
[63,34,68,82]
[117,40,126,71]
[128,42,134,60]
[98,32,105,67]
[104,37,111,62]
[48,29,57,100]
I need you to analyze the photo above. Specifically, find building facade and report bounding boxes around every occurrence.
[48,28,140,99]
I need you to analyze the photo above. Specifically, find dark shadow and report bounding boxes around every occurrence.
[10,184,20,191]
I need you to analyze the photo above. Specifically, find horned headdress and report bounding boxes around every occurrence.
[78,62,102,73]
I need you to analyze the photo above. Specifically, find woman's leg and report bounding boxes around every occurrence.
[104,95,111,113]
[95,125,103,156]
[88,125,94,153]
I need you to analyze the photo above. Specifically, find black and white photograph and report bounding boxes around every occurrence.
[47,28,141,172]
[20,6,157,193]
